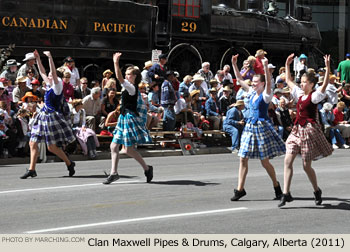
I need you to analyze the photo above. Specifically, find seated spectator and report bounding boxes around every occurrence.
[219,86,235,118]
[12,76,30,110]
[240,57,255,81]
[197,62,213,94]
[223,100,245,152]
[148,82,164,120]
[205,87,222,130]
[70,99,100,159]
[179,75,192,96]
[14,108,29,157]
[101,88,120,130]
[102,78,117,97]
[20,92,38,110]
[0,59,20,84]
[139,83,158,130]
[275,98,293,140]
[174,92,195,126]
[82,87,102,132]
[141,61,153,85]
[0,81,11,114]
[0,106,17,158]
[188,74,207,102]
[105,105,120,134]
[29,79,43,102]
[333,101,350,142]
[341,83,350,108]
[267,102,284,139]
[271,88,283,108]
[75,77,91,99]
[190,90,204,127]
[215,70,225,88]
[326,75,342,106]
[320,102,349,149]
[101,69,113,90]
[62,71,75,102]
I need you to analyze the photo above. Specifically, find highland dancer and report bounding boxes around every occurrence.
[230,54,285,201]
[103,52,153,184]
[20,50,76,179]
[278,54,333,207]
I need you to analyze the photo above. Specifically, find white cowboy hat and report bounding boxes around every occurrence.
[23,53,35,61]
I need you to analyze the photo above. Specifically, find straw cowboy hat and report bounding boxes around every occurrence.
[209,87,217,93]
[16,76,27,83]
[21,92,38,102]
[192,74,204,82]
[23,53,35,62]
[255,49,267,57]
[143,61,153,69]
[282,87,290,93]
[223,86,232,92]
[209,79,218,85]
[103,69,113,77]
[234,100,245,107]
[190,90,200,97]
[274,88,283,94]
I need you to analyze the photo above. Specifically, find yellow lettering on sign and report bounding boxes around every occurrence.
[37,19,45,28]
[2,17,10,26]
[129,24,135,33]
[94,22,101,31]
[181,21,197,33]
[0,16,68,30]
[10,18,18,27]
[28,19,36,28]
[19,17,27,27]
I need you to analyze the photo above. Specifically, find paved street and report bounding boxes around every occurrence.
[0,151,349,234]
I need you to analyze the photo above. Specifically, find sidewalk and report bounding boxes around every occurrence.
[0,147,232,166]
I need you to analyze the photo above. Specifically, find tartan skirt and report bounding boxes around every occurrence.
[286,122,333,161]
[112,110,152,147]
[238,120,286,160]
[30,110,75,146]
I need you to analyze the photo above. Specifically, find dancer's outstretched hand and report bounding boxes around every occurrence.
[113,52,122,64]
[231,54,239,65]
[285,53,294,66]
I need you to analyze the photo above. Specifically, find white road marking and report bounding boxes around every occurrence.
[0,180,142,194]
[25,207,248,234]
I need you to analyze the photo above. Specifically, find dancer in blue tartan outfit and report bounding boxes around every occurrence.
[20,50,76,179]
[103,52,153,185]
[230,54,285,201]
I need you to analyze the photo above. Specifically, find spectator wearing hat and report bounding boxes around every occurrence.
[205,87,222,130]
[275,98,293,140]
[0,59,21,83]
[337,53,350,84]
[174,92,195,126]
[161,71,177,131]
[141,61,153,85]
[325,75,342,106]
[75,77,91,99]
[268,63,276,88]
[254,49,267,75]
[197,62,213,94]
[148,82,164,120]
[101,69,114,90]
[29,79,43,102]
[190,90,204,126]
[82,87,102,132]
[296,54,308,83]
[271,88,283,108]
[320,102,349,149]
[179,75,192,96]
[148,54,167,88]
[21,92,38,110]
[223,100,245,152]
[188,74,207,102]
[219,86,235,117]
[12,76,30,108]
[17,53,39,79]
[62,56,80,88]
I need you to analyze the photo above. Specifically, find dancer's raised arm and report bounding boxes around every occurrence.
[231,54,250,91]
[34,49,49,84]
[113,52,124,84]
[43,51,58,85]
[285,53,296,90]
[262,57,271,95]
[319,55,331,94]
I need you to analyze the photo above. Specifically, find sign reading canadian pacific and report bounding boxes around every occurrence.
[1,16,136,34]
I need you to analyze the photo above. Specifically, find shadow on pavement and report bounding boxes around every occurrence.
[150,180,220,186]
[280,197,350,210]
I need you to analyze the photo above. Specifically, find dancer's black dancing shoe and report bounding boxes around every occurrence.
[20,169,37,179]
[230,189,246,201]
[67,161,75,177]
[274,182,283,200]
[278,192,294,207]
[103,173,120,184]
[144,165,153,183]
[314,188,322,205]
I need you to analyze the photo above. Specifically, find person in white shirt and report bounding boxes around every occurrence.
[62,56,80,88]
[174,93,195,126]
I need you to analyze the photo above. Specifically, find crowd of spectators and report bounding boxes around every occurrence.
[1,50,350,159]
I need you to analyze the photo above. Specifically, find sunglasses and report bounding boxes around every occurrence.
[82,82,88,84]
[0,88,4,90]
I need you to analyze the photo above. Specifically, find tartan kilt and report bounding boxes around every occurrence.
[286,122,333,161]
[238,120,286,160]
[30,110,75,146]
[112,111,152,147]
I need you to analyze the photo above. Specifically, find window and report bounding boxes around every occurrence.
[172,0,200,18]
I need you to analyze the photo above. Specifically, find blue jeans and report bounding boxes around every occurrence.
[330,128,345,145]
[163,107,176,131]
[223,124,243,150]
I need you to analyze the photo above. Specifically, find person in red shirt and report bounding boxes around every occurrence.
[333,101,350,141]
[62,72,75,102]
[254,49,267,75]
